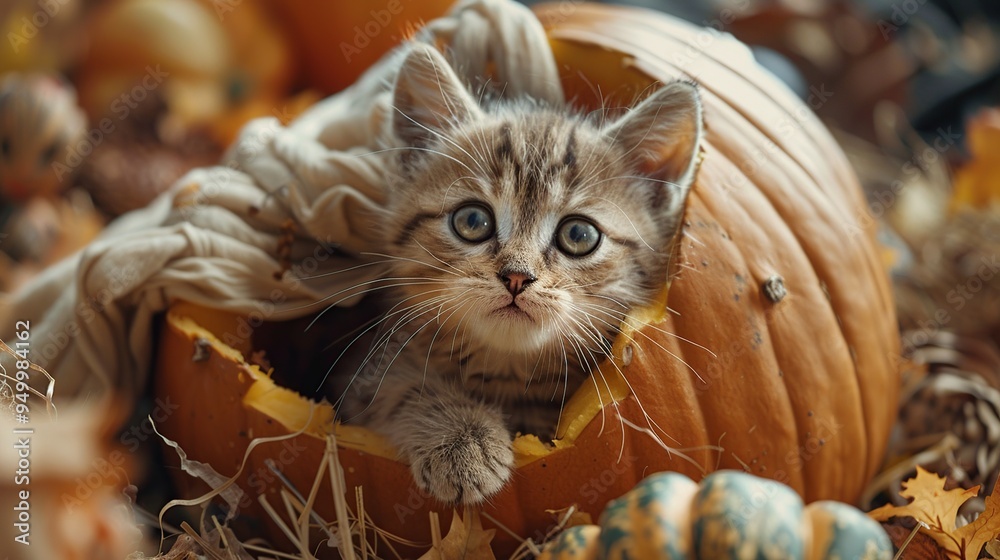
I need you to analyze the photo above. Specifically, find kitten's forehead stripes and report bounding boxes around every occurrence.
[562,125,577,168]
[485,118,587,227]
[394,211,438,246]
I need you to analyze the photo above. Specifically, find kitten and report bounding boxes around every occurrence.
[330,44,704,504]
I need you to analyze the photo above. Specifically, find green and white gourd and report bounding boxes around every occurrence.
[538,470,892,560]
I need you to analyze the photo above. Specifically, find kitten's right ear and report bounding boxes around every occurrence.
[392,44,482,147]
[604,81,704,192]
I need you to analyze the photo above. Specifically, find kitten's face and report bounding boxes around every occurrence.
[382,45,703,358]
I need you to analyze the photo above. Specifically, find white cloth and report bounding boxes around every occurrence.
[0,0,563,402]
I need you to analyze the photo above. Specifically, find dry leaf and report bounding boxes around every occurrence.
[545,506,594,529]
[869,466,1000,559]
[985,538,1000,558]
[419,509,496,560]
[953,481,1000,559]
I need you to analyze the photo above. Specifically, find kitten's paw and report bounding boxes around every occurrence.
[410,417,514,505]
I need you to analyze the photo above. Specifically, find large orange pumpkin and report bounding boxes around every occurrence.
[154,3,900,557]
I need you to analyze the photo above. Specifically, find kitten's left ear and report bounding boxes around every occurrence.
[392,44,483,148]
[604,81,704,190]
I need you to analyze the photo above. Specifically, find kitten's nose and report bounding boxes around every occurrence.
[499,271,536,296]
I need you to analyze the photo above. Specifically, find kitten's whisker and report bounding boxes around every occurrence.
[361,251,463,278]
[391,105,492,177]
[589,196,656,252]
[589,174,683,189]
[357,145,478,176]
[418,299,467,394]
[413,239,467,276]
[394,101,474,162]
[560,315,614,438]
[421,291,479,383]
[580,294,630,310]
[305,278,450,330]
[682,229,706,248]
[295,258,397,280]
[344,310,445,422]
[592,83,663,177]
[320,291,459,392]
[333,293,461,412]
[577,302,717,357]
[440,175,481,214]
[321,287,452,354]
[570,304,709,384]
[562,311,682,451]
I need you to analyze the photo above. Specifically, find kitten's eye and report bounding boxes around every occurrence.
[451,203,495,243]
[556,217,601,256]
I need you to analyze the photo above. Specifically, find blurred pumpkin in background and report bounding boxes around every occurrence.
[76,0,294,130]
[154,3,901,557]
[0,0,83,74]
[268,0,457,94]
[70,0,302,216]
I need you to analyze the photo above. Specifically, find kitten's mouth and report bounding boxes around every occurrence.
[491,302,534,322]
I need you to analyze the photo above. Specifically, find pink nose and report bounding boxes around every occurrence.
[499,271,536,296]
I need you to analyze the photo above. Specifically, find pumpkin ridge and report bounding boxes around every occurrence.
[692,102,892,495]
[704,124,873,499]
[686,178,811,494]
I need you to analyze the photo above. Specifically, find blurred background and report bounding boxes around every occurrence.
[1,0,999,557]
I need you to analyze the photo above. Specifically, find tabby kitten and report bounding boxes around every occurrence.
[331,44,703,504]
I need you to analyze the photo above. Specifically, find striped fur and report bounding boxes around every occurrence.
[329,44,703,504]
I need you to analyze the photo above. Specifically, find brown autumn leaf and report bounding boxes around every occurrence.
[953,483,1000,559]
[418,509,496,560]
[985,538,1000,558]
[869,466,1000,559]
